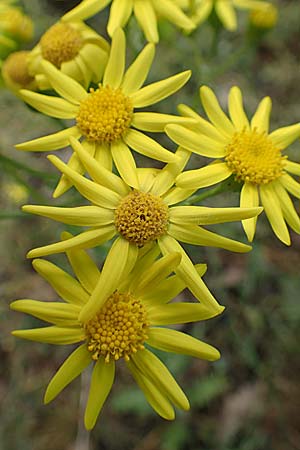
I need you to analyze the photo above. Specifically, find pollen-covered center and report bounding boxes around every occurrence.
[84,291,148,362]
[3,51,34,87]
[225,130,286,184]
[40,23,83,67]
[115,191,169,246]
[76,85,133,143]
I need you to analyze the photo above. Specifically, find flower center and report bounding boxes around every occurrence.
[76,85,133,143]
[3,50,34,87]
[114,191,169,246]
[225,130,286,184]
[40,23,83,67]
[84,291,148,362]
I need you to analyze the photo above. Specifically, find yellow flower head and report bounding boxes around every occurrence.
[11,239,221,429]
[2,50,36,94]
[249,3,278,29]
[16,28,193,197]
[184,0,272,31]
[23,141,262,313]
[0,6,34,42]
[28,18,109,90]
[62,0,195,43]
[166,86,300,245]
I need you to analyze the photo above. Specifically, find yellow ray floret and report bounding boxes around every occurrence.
[16,28,194,196]
[23,140,262,313]
[11,240,222,429]
[62,0,195,43]
[165,85,300,245]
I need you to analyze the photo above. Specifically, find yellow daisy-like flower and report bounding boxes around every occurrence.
[16,28,193,197]
[62,0,195,43]
[166,86,300,245]
[183,0,271,31]
[0,5,34,42]
[23,140,262,313]
[2,50,37,94]
[11,238,221,429]
[249,3,278,29]
[28,17,109,90]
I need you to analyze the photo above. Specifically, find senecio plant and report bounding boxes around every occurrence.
[3,0,300,436]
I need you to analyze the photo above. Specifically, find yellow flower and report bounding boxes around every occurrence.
[16,28,193,197]
[28,18,109,90]
[166,86,300,245]
[0,6,34,42]
[249,4,278,29]
[186,0,272,31]
[11,238,221,429]
[23,140,262,313]
[2,50,36,94]
[62,0,195,43]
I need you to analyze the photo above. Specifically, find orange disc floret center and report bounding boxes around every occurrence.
[114,191,169,246]
[3,51,34,87]
[84,291,148,362]
[225,129,286,184]
[76,85,133,143]
[40,23,83,67]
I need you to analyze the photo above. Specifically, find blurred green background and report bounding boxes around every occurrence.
[0,1,299,449]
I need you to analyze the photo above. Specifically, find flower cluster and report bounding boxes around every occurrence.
[6,0,300,434]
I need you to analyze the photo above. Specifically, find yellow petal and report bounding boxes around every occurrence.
[32,259,89,305]
[134,252,181,297]
[107,0,133,36]
[126,359,175,420]
[23,204,114,227]
[285,160,300,177]
[240,182,260,242]
[250,96,272,133]
[41,60,88,104]
[269,123,300,149]
[165,124,227,158]
[259,183,290,245]
[80,44,108,82]
[272,181,300,234]
[44,345,91,404]
[48,155,121,208]
[123,129,177,163]
[132,349,189,411]
[158,234,223,312]
[162,186,196,206]
[176,162,232,189]
[147,302,222,325]
[133,0,159,43]
[10,299,80,325]
[62,0,110,21]
[70,137,130,197]
[132,112,196,132]
[279,173,300,199]
[121,43,155,95]
[79,238,138,322]
[15,126,81,152]
[228,86,249,130]
[131,71,191,108]
[169,205,262,225]
[200,86,235,138]
[94,143,113,170]
[27,227,116,258]
[84,359,115,430]
[12,326,84,344]
[62,231,101,294]
[19,89,78,119]
[153,0,195,31]
[103,28,125,89]
[147,328,220,361]
[215,0,237,30]
[111,140,140,189]
[150,147,191,196]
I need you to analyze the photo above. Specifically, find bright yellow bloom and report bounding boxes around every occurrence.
[11,239,221,429]
[166,86,300,245]
[183,0,272,31]
[2,50,36,94]
[0,6,33,42]
[16,28,193,197]
[249,3,278,29]
[62,0,195,43]
[28,17,109,90]
[23,140,262,313]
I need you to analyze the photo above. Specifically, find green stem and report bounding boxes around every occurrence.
[0,211,29,220]
[0,153,57,183]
